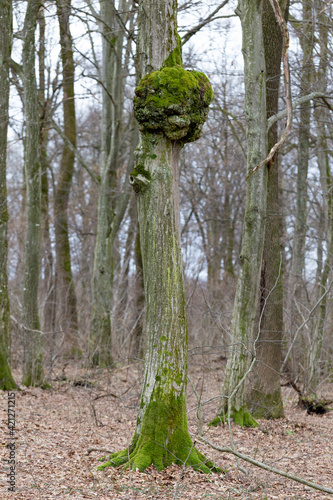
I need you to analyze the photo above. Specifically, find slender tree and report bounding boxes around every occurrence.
[211,0,268,427]
[90,0,127,365]
[54,0,78,345]
[22,0,45,387]
[97,0,218,472]
[245,0,288,420]
[0,0,16,390]
[288,0,314,376]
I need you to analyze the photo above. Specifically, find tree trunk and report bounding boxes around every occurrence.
[22,0,45,387]
[90,0,126,366]
[0,0,16,390]
[288,0,313,377]
[211,0,267,427]
[98,0,218,472]
[38,6,56,359]
[245,0,288,420]
[55,0,78,347]
[306,0,330,394]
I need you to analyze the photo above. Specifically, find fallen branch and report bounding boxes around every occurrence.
[196,436,333,495]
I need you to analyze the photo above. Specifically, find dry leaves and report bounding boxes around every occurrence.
[1,360,332,499]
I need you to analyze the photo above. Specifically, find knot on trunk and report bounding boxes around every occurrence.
[129,164,151,193]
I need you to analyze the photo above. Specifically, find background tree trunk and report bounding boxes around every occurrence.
[288,0,313,378]
[212,0,268,427]
[55,0,78,348]
[90,0,126,366]
[0,0,16,390]
[22,0,45,387]
[245,0,288,420]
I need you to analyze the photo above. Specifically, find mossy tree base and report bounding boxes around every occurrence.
[0,353,16,390]
[97,435,221,474]
[209,406,259,428]
[248,390,285,420]
[97,395,222,473]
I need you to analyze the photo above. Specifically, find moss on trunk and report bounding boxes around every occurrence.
[210,406,258,428]
[98,393,221,472]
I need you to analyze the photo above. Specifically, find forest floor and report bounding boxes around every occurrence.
[1,357,333,500]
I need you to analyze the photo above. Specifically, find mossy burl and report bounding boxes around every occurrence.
[97,392,222,473]
[133,63,214,143]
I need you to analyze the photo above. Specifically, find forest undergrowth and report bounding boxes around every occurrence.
[1,359,332,499]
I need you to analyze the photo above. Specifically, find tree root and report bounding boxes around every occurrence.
[97,432,223,473]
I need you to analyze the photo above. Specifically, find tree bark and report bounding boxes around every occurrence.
[0,0,16,390]
[245,0,288,420]
[98,0,218,472]
[211,0,268,427]
[55,0,78,346]
[22,0,45,387]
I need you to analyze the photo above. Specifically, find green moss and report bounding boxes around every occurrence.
[162,33,183,68]
[209,406,259,428]
[133,66,214,143]
[0,352,16,391]
[130,163,151,180]
[160,335,167,343]
[97,392,222,473]
[248,389,285,420]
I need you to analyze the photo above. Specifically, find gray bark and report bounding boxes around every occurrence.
[98,0,217,472]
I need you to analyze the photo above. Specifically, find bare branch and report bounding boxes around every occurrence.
[267,92,333,131]
[182,0,231,45]
[51,118,99,184]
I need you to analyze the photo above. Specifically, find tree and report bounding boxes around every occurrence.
[97,0,218,472]
[211,0,269,427]
[288,0,313,377]
[90,0,134,365]
[22,0,45,387]
[0,0,16,390]
[54,0,78,344]
[245,0,288,420]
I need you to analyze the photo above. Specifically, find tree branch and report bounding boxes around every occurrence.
[182,0,230,45]
[196,436,333,495]
[51,118,99,184]
[267,92,333,131]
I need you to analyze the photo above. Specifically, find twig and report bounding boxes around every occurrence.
[197,436,333,495]
[87,448,113,455]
